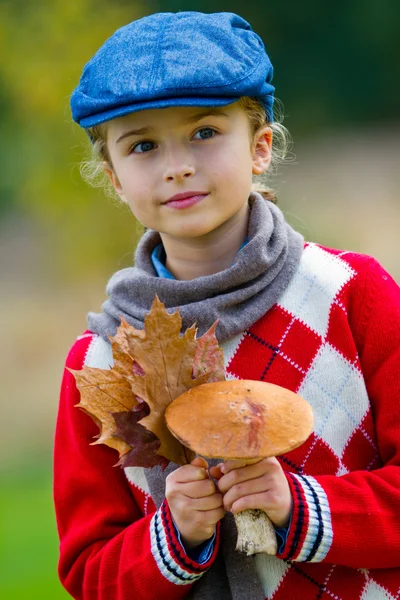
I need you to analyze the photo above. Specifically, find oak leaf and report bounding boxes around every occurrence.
[70,296,225,468]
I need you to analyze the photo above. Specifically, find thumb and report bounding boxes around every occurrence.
[190,456,209,470]
[209,464,224,480]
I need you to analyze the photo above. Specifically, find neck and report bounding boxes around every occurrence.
[160,202,250,280]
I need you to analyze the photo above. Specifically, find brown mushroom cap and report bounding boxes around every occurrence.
[165,380,314,459]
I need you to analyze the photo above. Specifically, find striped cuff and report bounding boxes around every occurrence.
[150,499,219,586]
[172,519,216,563]
[279,473,333,562]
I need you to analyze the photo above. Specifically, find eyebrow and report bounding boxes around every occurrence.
[116,109,229,143]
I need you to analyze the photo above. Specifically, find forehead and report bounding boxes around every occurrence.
[105,102,246,142]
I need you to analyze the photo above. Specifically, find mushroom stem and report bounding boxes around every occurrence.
[226,458,278,556]
[234,509,277,555]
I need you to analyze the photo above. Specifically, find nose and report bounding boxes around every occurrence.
[163,146,195,182]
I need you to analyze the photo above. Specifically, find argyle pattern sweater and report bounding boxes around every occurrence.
[54,243,400,600]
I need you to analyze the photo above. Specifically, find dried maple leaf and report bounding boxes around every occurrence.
[193,321,225,382]
[69,365,135,456]
[70,296,225,468]
[118,297,225,465]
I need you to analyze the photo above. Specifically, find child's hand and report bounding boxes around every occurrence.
[165,457,225,551]
[210,457,292,528]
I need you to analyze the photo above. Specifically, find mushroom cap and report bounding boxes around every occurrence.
[165,380,314,459]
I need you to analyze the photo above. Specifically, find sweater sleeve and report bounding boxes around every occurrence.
[277,257,400,569]
[53,334,219,600]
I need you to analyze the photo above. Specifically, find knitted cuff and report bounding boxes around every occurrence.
[278,473,333,563]
[150,499,220,585]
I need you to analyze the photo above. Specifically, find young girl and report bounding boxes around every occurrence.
[54,11,400,600]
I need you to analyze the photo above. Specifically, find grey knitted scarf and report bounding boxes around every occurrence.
[88,192,304,598]
[87,192,304,343]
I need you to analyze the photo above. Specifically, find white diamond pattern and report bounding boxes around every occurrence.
[361,580,395,600]
[84,334,114,369]
[298,343,370,459]
[124,466,150,495]
[278,244,355,337]
[254,554,290,598]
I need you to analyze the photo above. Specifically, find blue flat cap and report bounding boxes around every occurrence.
[71,11,275,128]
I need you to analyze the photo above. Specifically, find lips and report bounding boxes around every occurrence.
[164,191,208,204]
[163,192,209,209]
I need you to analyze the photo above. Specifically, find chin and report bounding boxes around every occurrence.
[176,228,214,239]
[169,220,221,239]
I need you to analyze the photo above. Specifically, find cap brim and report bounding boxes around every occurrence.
[79,96,240,128]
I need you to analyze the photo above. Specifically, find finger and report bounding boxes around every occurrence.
[209,465,224,480]
[221,458,263,474]
[230,492,270,515]
[229,492,291,528]
[222,475,270,511]
[218,458,280,493]
[180,478,217,499]
[189,492,224,511]
[170,463,209,484]
[191,456,209,470]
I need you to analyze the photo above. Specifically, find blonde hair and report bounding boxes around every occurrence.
[80,97,292,203]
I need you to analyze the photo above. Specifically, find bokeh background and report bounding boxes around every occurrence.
[1,0,399,597]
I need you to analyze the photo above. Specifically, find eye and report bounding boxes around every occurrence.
[193,127,217,141]
[131,140,157,154]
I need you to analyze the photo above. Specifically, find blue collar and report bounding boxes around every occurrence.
[151,238,249,279]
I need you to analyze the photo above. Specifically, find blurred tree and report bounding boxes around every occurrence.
[0,0,146,280]
[0,81,19,216]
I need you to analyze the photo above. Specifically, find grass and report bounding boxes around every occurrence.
[0,464,70,599]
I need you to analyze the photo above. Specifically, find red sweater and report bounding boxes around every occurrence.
[54,243,400,599]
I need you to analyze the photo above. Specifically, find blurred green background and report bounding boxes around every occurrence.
[1,0,399,597]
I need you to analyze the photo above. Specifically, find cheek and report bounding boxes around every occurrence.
[216,152,253,196]
[205,147,249,180]
[117,164,146,191]
[212,138,253,174]
[114,171,152,218]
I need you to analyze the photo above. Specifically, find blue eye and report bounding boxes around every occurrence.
[193,127,216,140]
[131,141,156,153]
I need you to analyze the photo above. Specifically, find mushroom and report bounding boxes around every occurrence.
[165,379,314,556]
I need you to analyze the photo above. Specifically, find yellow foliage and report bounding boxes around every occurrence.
[0,1,146,281]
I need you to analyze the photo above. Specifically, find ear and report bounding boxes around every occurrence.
[103,163,128,203]
[252,126,273,175]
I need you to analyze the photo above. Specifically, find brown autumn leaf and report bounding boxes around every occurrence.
[69,365,135,456]
[193,320,225,382]
[117,296,225,464]
[112,404,169,470]
[70,295,225,467]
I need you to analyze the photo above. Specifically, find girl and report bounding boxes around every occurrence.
[54,11,400,600]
